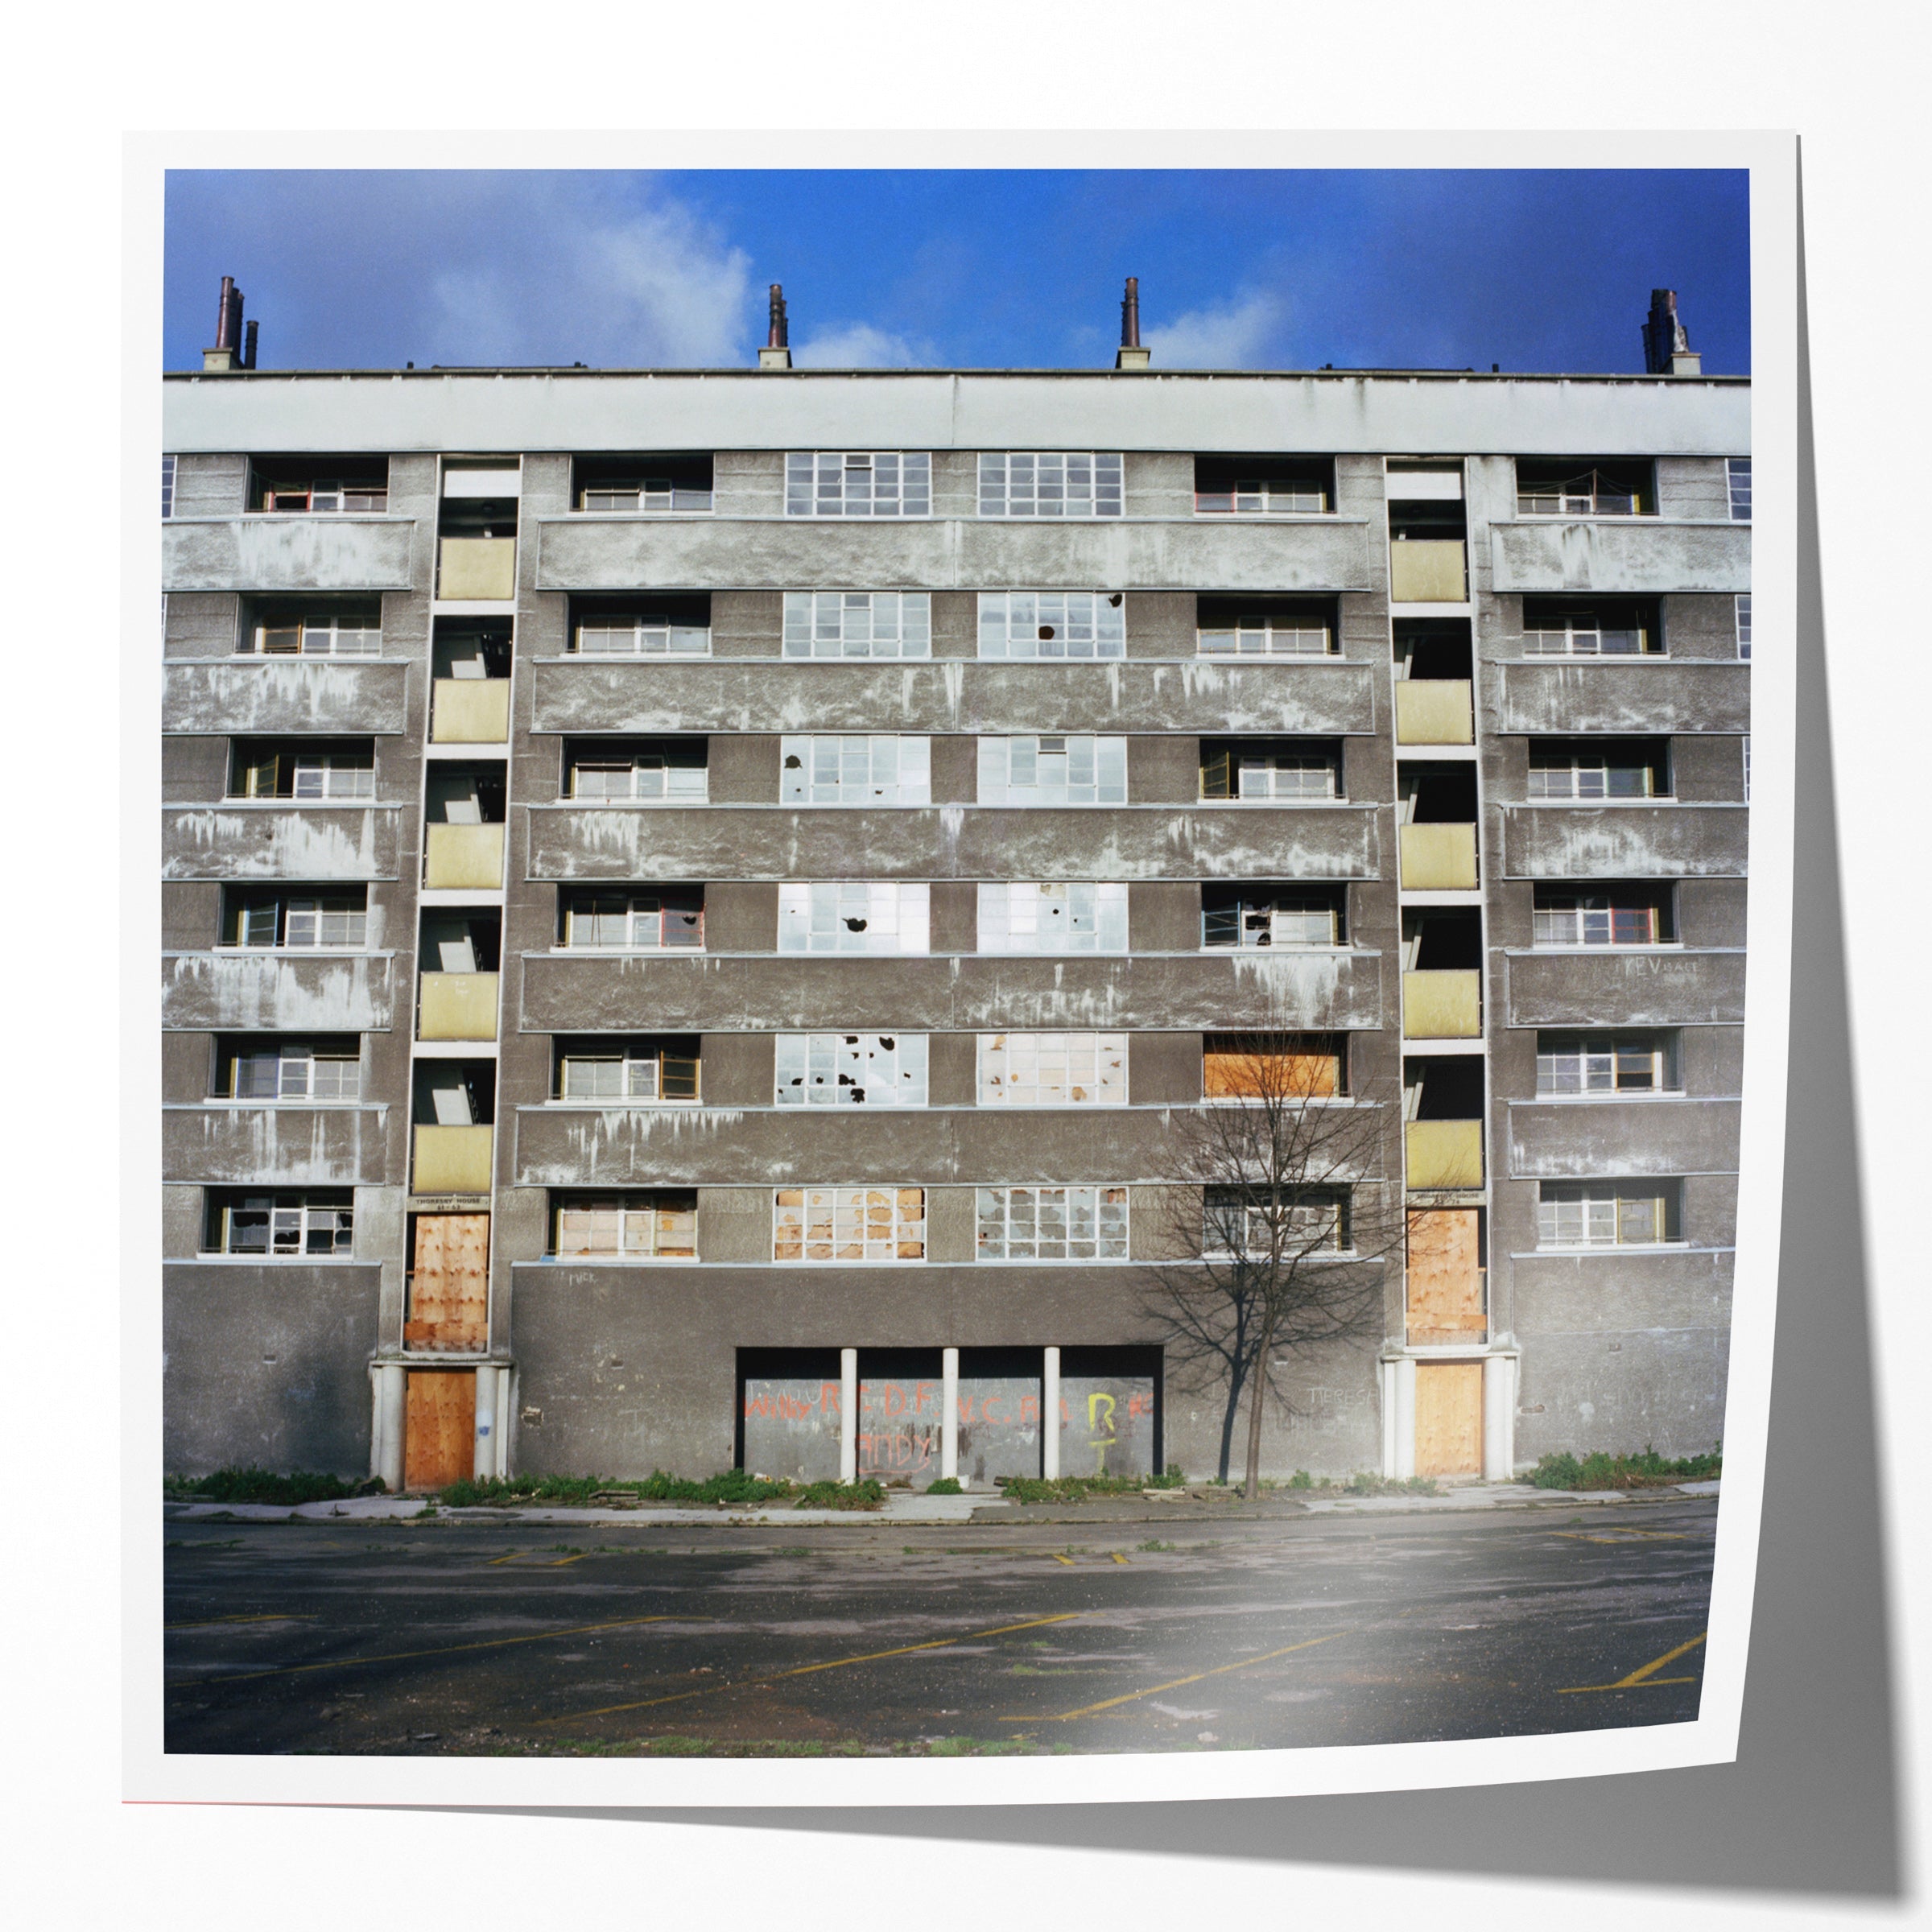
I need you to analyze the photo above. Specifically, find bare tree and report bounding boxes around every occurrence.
[1143,1029,1402,1499]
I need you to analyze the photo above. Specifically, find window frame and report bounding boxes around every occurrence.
[1195,609,1335,658]
[1201,886,1346,951]
[206,1190,355,1259]
[246,609,383,658]
[1735,592,1752,663]
[1534,1031,1682,1098]
[1525,742,1670,803]
[1530,888,1676,950]
[1201,1184,1352,1258]
[1513,460,1655,518]
[779,735,933,806]
[781,591,931,659]
[776,882,931,956]
[1536,1180,1682,1249]
[977,452,1124,519]
[773,1186,928,1262]
[222,890,369,952]
[976,1032,1129,1108]
[555,1041,700,1105]
[572,613,713,658]
[974,1184,1129,1262]
[976,591,1126,661]
[1520,601,1660,658]
[559,888,704,952]
[774,1033,930,1108]
[976,734,1128,807]
[1200,742,1343,803]
[784,452,932,519]
[223,1039,362,1104]
[551,1191,698,1261]
[976,881,1129,955]
[564,741,709,804]
[1727,458,1752,522]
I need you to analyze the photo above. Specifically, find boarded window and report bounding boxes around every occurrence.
[404,1214,489,1351]
[1406,1208,1484,1345]
[1203,1034,1344,1099]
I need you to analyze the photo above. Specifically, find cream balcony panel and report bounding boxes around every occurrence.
[1406,1119,1484,1190]
[431,679,510,744]
[163,516,415,592]
[163,659,408,737]
[1496,661,1752,737]
[1500,804,1748,879]
[424,823,506,890]
[163,806,400,881]
[1394,679,1473,745]
[528,805,1383,885]
[1489,520,1751,594]
[518,949,1386,1035]
[418,972,501,1041]
[1389,541,1467,603]
[413,1124,495,1195]
[162,950,396,1033]
[163,1102,392,1187]
[437,537,517,601]
[1504,949,1746,1028]
[1402,969,1481,1038]
[1507,1098,1740,1179]
[1399,822,1478,890]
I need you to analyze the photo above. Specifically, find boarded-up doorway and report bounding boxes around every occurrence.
[406,1213,489,1351]
[1406,1208,1485,1345]
[404,1371,476,1490]
[1414,1360,1484,1476]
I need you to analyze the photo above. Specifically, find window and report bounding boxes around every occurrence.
[574,612,712,657]
[978,1033,1126,1106]
[781,736,931,805]
[1736,593,1752,663]
[1537,1181,1680,1248]
[1535,1032,1680,1096]
[976,1186,1128,1261]
[1201,743,1340,801]
[250,461,389,514]
[785,452,931,518]
[978,452,1123,518]
[976,592,1125,660]
[1195,608,1335,658]
[1193,456,1331,514]
[560,888,704,950]
[1531,887,1674,947]
[566,741,708,803]
[977,881,1129,954]
[1514,460,1653,517]
[223,890,368,950]
[782,592,931,659]
[1202,886,1345,949]
[774,1187,927,1261]
[775,1033,928,1106]
[1203,1034,1345,1099]
[223,1039,361,1102]
[161,454,176,520]
[246,608,382,658]
[1203,1185,1349,1257]
[229,744,376,803]
[778,882,930,955]
[1727,458,1752,522]
[553,1191,696,1259]
[556,1041,699,1103]
[1526,741,1668,801]
[977,736,1126,806]
[574,454,712,514]
[206,1190,353,1257]
[1521,599,1658,657]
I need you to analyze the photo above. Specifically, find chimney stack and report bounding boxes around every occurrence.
[1642,288,1702,377]
[204,275,246,373]
[1116,275,1150,370]
[242,318,258,371]
[759,283,792,369]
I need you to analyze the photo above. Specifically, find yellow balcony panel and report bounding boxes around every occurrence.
[413,1124,495,1195]
[1403,969,1482,1038]
[431,678,510,744]
[424,823,504,890]
[438,537,517,601]
[1389,539,1468,603]
[419,972,501,1041]
[1406,1118,1484,1190]
[1399,821,1478,890]
[1395,678,1474,745]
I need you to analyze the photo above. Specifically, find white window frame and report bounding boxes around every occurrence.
[560,890,704,951]
[1514,467,1649,518]
[1534,1032,1681,1096]
[773,1187,927,1262]
[229,1042,361,1103]
[1727,458,1752,522]
[978,452,1124,519]
[1530,893,1668,948]
[1203,747,1340,802]
[225,892,369,951]
[775,1033,929,1107]
[976,881,1129,955]
[1202,1187,1350,1258]
[1196,613,1333,658]
[1202,892,1342,950]
[976,592,1125,660]
[975,1185,1129,1261]
[780,736,931,805]
[1537,1181,1680,1249]
[1525,749,1664,802]
[212,1191,354,1258]
[260,480,389,514]
[778,882,931,956]
[553,1192,697,1260]
[578,480,712,514]
[977,1033,1127,1107]
[1521,613,1656,658]
[781,592,931,659]
[161,453,176,521]
[248,612,382,658]
[784,452,931,518]
[558,1043,699,1104]
[291,751,375,802]
[572,614,712,657]
[1195,478,1330,515]
[977,736,1126,807]
[1735,592,1752,663]
[568,744,708,803]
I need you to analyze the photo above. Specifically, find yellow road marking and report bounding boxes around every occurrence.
[549,1554,591,1567]
[538,1611,1089,1726]
[486,1553,525,1567]
[1051,1554,1073,1565]
[171,1613,683,1687]
[165,1612,316,1631]
[1558,1629,1707,1694]
[1111,1553,1129,1566]
[1006,1630,1347,1724]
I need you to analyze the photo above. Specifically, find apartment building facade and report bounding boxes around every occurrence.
[160,335,1750,1491]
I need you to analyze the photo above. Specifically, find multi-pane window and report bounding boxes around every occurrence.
[785,452,931,518]
[579,480,711,513]
[976,592,1125,660]
[1202,886,1344,949]
[1203,1186,1349,1257]
[976,881,1129,954]
[161,453,176,520]
[553,1191,697,1259]
[778,882,930,955]
[1521,601,1657,657]
[976,1186,1128,1261]
[566,742,708,802]
[225,890,369,950]
[1526,743,1667,801]
[775,1034,928,1106]
[560,889,704,950]
[1727,458,1752,522]
[774,1187,927,1261]
[1536,1032,1681,1096]
[1193,460,1331,514]
[1514,461,1652,517]
[1538,1181,1680,1248]
[254,474,389,514]
[1531,889,1671,947]
[231,746,376,802]
[574,613,712,656]
[557,1042,699,1103]
[208,1191,353,1257]
[1736,593,1752,663]
[1200,744,1340,801]
[781,736,931,805]
[978,452,1123,518]
[977,1033,1126,1106]
[782,592,931,658]
[1195,608,1333,658]
[977,736,1126,806]
[225,1041,361,1102]
[248,609,382,657]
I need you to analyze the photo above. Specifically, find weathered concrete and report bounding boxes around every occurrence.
[1505,1098,1741,1178]
[1497,804,1748,878]
[163,659,411,737]
[161,950,397,1033]
[163,516,418,592]
[1501,949,1745,1027]
[1492,661,1750,737]
[1488,519,1749,595]
[163,1104,395,1187]
[162,806,403,881]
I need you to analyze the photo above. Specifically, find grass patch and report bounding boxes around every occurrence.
[1528,1446,1722,1491]
[925,1477,964,1495]
[1137,1538,1177,1552]
[793,1479,887,1512]
[437,1468,802,1509]
[166,1468,377,1507]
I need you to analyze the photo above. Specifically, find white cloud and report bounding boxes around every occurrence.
[792,322,935,369]
[1146,291,1285,369]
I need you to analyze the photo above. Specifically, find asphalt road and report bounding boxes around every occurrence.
[163,1494,1715,1757]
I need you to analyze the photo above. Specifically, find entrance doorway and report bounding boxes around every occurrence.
[1414,1360,1484,1476]
[403,1370,475,1490]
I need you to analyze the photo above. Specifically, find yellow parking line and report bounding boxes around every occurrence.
[1111,1553,1129,1566]
[1558,1629,1707,1694]
[165,1612,316,1631]
[1006,1630,1347,1724]
[550,1554,591,1567]
[1051,1554,1073,1565]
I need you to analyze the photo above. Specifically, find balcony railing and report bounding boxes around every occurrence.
[1389,540,1467,603]
[412,1124,494,1195]
[1399,823,1479,890]
[431,679,510,745]
[1402,969,1481,1038]
[418,972,501,1041]
[1406,1119,1484,1190]
[423,824,505,890]
[1395,679,1473,745]
[437,537,517,601]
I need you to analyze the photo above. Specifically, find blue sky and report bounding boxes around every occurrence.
[163,169,1748,376]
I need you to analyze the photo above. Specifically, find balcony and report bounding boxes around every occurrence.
[418,972,500,1041]
[431,679,510,744]
[1389,541,1466,604]
[1489,519,1750,595]
[413,1124,495,1195]
[438,537,517,601]
[1406,1119,1484,1190]
[163,949,396,1034]
[1498,804,1748,880]
[162,516,415,594]
[1399,822,1478,890]
[1503,947,1746,1028]
[163,659,408,738]
[1402,969,1481,1038]
[1394,679,1473,745]
[162,805,400,881]
[424,823,505,890]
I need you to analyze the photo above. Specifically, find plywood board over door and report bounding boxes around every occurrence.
[404,1371,476,1490]
[1414,1360,1484,1477]
[1406,1208,1485,1345]
[405,1213,489,1350]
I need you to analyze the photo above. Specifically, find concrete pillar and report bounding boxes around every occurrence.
[1042,1347,1061,1479]
[940,1347,960,1482]
[374,1363,406,1493]
[839,1347,859,1484]
[1379,1359,1398,1479]
[473,1364,497,1480]
[1483,1353,1516,1480]
[1393,1356,1418,1480]
[495,1366,514,1479]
